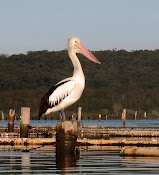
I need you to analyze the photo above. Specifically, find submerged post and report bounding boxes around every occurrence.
[122,109,126,128]
[8,109,16,132]
[20,107,30,138]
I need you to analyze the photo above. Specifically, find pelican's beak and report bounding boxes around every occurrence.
[75,42,101,64]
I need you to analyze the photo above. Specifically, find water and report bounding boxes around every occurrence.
[0,146,159,174]
[0,119,159,174]
[1,119,159,128]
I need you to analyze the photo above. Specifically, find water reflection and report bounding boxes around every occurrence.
[1,146,159,174]
[120,156,159,174]
[56,152,76,169]
[21,153,31,175]
[121,155,159,163]
[56,148,80,170]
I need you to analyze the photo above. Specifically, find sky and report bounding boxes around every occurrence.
[0,0,159,55]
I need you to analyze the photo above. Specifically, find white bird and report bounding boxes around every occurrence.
[38,37,101,120]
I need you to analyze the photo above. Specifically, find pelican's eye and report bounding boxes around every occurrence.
[75,40,78,44]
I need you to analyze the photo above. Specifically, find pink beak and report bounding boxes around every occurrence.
[75,43,101,64]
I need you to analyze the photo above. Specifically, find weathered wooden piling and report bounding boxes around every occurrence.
[135,111,137,120]
[1,111,4,121]
[99,114,102,121]
[144,112,147,118]
[8,109,16,132]
[77,107,82,130]
[20,107,30,138]
[56,121,77,154]
[122,109,126,127]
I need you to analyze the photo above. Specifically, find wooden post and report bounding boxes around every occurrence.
[135,111,137,120]
[56,121,77,154]
[56,121,78,169]
[77,107,82,129]
[20,107,30,138]
[98,114,102,121]
[8,109,16,132]
[144,112,147,118]
[122,109,126,128]
[1,111,4,121]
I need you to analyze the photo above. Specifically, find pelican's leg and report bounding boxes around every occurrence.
[60,109,65,121]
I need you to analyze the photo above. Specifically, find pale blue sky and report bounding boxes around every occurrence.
[0,0,159,54]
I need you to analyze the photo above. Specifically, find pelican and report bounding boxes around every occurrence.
[38,37,101,120]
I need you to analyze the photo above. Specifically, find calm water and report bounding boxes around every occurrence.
[0,119,159,174]
[1,119,159,128]
[0,145,159,174]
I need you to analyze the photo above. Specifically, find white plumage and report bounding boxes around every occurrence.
[38,37,101,120]
[48,79,76,111]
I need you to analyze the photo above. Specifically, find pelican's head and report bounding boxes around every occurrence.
[68,36,101,64]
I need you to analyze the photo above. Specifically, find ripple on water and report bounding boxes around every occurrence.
[0,146,159,174]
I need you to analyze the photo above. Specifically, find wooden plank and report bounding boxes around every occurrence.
[0,138,158,146]
[0,138,55,145]
[77,139,159,146]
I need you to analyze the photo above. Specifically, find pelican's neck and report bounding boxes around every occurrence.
[68,50,85,79]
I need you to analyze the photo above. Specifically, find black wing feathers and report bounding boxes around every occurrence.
[38,80,70,119]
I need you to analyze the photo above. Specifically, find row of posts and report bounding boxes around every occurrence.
[9,107,127,137]
[8,106,126,140]
[8,107,82,138]
[8,107,30,137]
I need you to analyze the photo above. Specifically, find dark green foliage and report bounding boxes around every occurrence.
[0,49,159,119]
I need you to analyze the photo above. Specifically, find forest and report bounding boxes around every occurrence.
[0,49,159,120]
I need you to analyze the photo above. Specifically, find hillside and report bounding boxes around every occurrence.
[0,49,159,119]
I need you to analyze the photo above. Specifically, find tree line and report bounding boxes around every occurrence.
[0,49,159,120]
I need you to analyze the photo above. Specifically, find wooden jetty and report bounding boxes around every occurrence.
[0,125,159,146]
[1,107,159,157]
[1,125,159,138]
[81,126,159,137]
[1,106,159,147]
[2,106,159,147]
